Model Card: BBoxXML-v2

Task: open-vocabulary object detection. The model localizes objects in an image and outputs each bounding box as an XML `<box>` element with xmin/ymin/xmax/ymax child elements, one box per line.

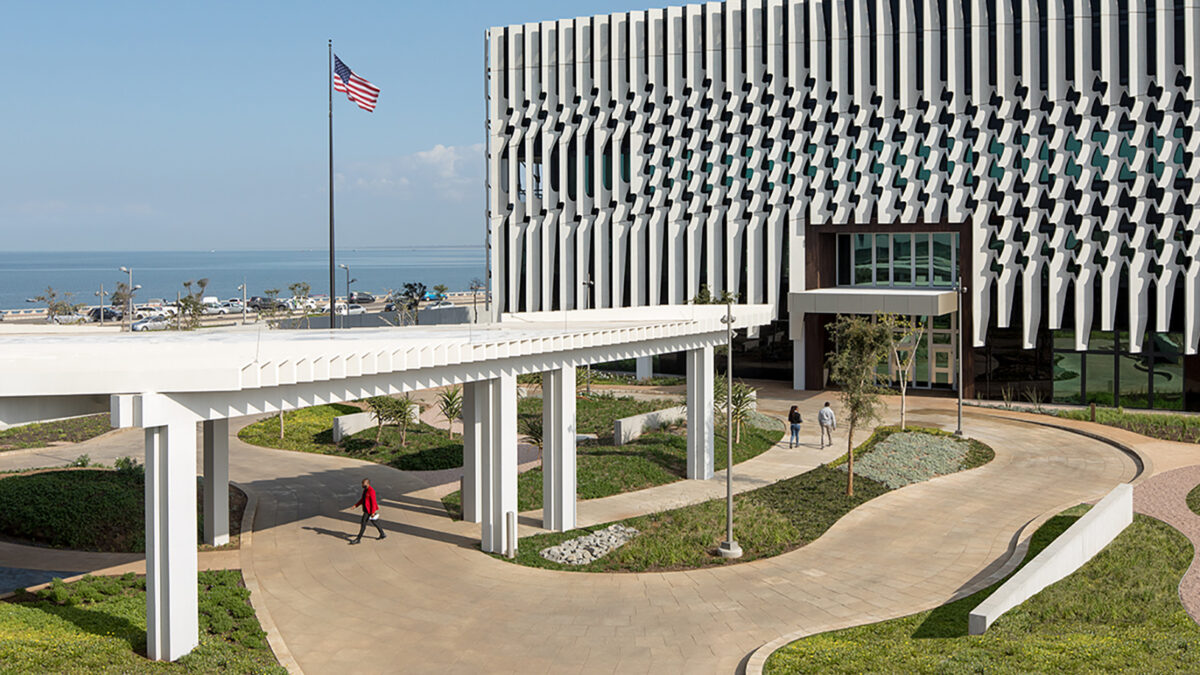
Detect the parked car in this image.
<box><xmin>132</xmin><ymin>314</ymin><xmax>170</xmax><ymax>331</ymax></box>
<box><xmin>49</xmin><ymin>313</ymin><xmax>86</xmax><ymax>325</ymax></box>
<box><xmin>335</xmin><ymin>303</ymin><xmax>366</xmax><ymax>316</ymax></box>
<box><xmin>87</xmin><ymin>307</ymin><xmax>123</xmax><ymax>323</ymax></box>
<box><xmin>248</xmin><ymin>296</ymin><xmax>288</xmax><ymax>311</ymax></box>
<box><xmin>202</xmin><ymin>303</ymin><xmax>229</xmax><ymax>315</ymax></box>
<box><xmin>226</xmin><ymin>298</ymin><xmax>244</xmax><ymax>306</ymax></box>
<box><xmin>349</xmin><ymin>291</ymin><xmax>375</xmax><ymax>304</ymax></box>
<box><xmin>425</xmin><ymin>300</ymin><xmax>454</xmax><ymax>309</ymax></box>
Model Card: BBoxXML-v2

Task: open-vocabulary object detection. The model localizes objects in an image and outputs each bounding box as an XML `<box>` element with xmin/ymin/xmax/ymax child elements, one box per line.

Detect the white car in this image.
<box><xmin>202</xmin><ymin>304</ymin><xmax>228</xmax><ymax>315</ymax></box>
<box><xmin>132</xmin><ymin>314</ymin><xmax>170</xmax><ymax>331</ymax></box>
<box><xmin>335</xmin><ymin>303</ymin><xmax>366</xmax><ymax>316</ymax></box>
<box><xmin>425</xmin><ymin>300</ymin><xmax>455</xmax><ymax>309</ymax></box>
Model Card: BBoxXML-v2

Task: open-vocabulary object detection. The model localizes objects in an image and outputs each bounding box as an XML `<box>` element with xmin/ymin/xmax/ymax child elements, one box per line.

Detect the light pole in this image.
<box><xmin>718</xmin><ymin>300</ymin><xmax>742</xmax><ymax>559</ymax></box>
<box><xmin>237</xmin><ymin>281</ymin><xmax>248</xmax><ymax>325</ymax></box>
<box><xmin>955</xmin><ymin>278</ymin><xmax>966</xmax><ymax>437</ymax></box>
<box><xmin>582</xmin><ymin>276</ymin><xmax>595</xmax><ymax>396</ymax></box>
<box><xmin>119</xmin><ymin>266</ymin><xmax>134</xmax><ymax>331</ymax></box>
<box><xmin>338</xmin><ymin>264</ymin><xmax>356</xmax><ymax>329</ymax></box>
<box><xmin>95</xmin><ymin>284</ymin><xmax>107</xmax><ymax>326</ymax></box>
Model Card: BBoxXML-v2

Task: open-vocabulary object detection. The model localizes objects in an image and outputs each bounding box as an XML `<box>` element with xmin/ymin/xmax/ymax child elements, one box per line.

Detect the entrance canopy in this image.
<box><xmin>788</xmin><ymin>288</ymin><xmax>958</xmax><ymax>319</ymax></box>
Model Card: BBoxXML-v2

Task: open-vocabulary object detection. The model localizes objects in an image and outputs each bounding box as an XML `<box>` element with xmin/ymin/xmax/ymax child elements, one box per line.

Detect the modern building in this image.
<box><xmin>486</xmin><ymin>0</ymin><xmax>1200</xmax><ymax>409</ymax></box>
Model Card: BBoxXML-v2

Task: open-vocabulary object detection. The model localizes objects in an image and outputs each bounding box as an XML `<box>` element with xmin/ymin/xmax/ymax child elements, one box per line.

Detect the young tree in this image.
<box><xmin>729</xmin><ymin>381</ymin><xmax>755</xmax><ymax>443</ymax></box>
<box><xmin>399</xmin><ymin>282</ymin><xmax>427</xmax><ymax>325</ymax></box>
<box><xmin>692</xmin><ymin>284</ymin><xmax>714</xmax><ymax>305</ymax></box>
<box><xmin>437</xmin><ymin>386</ymin><xmax>463</xmax><ymax>438</ymax></box>
<box><xmin>432</xmin><ymin>283</ymin><xmax>450</xmax><ymax>300</ymax></box>
<box><xmin>260</xmin><ymin>288</ymin><xmax>283</xmax><ymax>328</ymax></box>
<box><xmin>392</xmin><ymin>394</ymin><xmax>419</xmax><ymax>447</ymax></box>
<box><xmin>827</xmin><ymin>314</ymin><xmax>891</xmax><ymax>496</ymax></box>
<box><xmin>289</xmin><ymin>282</ymin><xmax>312</xmax><ymax>328</ymax></box>
<box><xmin>111</xmin><ymin>281</ymin><xmax>136</xmax><ymax>330</ymax></box>
<box><xmin>880</xmin><ymin>313</ymin><xmax>925</xmax><ymax>430</ymax></box>
<box><xmin>34</xmin><ymin>287</ymin><xmax>84</xmax><ymax>322</ymax></box>
<box><xmin>365</xmin><ymin>396</ymin><xmax>398</xmax><ymax>447</ymax></box>
<box><xmin>178</xmin><ymin>278</ymin><xmax>210</xmax><ymax>330</ymax></box>
<box><xmin>469</xmin><ymin>277</ymin><xmax>486</xmax><ymax>322</ymax></box>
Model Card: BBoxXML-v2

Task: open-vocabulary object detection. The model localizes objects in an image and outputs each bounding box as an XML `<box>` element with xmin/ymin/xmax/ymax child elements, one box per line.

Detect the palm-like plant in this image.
<box><xmin>437</xmin><ymin>386</ymin><xmax>463</xmax><ymax>438</ymax></box>
<box><xmin>520</xmin><ymin>416</ymin><xmax>544</xmax><ymax>465</ymax></box>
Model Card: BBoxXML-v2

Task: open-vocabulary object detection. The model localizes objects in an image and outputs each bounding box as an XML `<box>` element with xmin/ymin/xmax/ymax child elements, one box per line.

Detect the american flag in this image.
<box><xmin>333</xmin><ymin>55</ymin><xmax>380</xmax><ymax>112</ymax></box>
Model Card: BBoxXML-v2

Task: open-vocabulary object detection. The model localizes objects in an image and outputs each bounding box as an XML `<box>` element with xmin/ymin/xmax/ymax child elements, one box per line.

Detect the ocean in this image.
<box><xmin>0</xmin><ymin>247</ymin><xmax>487</xmax><ymax>310</ymax></box>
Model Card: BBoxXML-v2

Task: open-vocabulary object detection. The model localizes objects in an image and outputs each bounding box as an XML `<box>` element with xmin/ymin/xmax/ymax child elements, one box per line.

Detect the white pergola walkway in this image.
<box><xmin>0</xmin><ymin>305</ymin><xmax>772</xmax><ymax>661</ymax></box>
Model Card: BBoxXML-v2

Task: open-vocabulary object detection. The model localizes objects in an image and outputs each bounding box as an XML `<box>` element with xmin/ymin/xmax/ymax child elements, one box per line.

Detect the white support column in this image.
<box><xmin>479</xmin><ymin>372</ymin><xmax>518</xmax><ymax>554</ymax></box>
<box><xmin>686</xmin><ymin>346</ymin><xmax>715</xmax><ymax>480</ymax></box>
<box><xmin>201</xmin><ymin>418</ymin><xmax>229</xmax><ymax>547</ymax></box>
<box><xmin>140</xmin><ymin>395</ymin><xmax>199</xmax><ymax>662</ymax></box>
<box><xmin>635</xmin><ymin>355</ymin><xmax>653</xmax><ymax>381</ymax></box>
<box><xmin>461</xmin><ymin>381</ymin><xmax>484</xmax><ymax>523</ymax></box>
<box><xmin>793</xmin><ymin>333</ymin><xmax>806</xmax><ymax>390</ymax></box>
<box><xmin>541</xmin><ymin>365</ymin><xmax>577</xmax><ymax>531</ymax></box>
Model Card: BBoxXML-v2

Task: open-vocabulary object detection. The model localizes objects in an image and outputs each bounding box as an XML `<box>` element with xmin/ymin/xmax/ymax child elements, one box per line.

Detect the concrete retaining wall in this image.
<box><xmin>613</xmin><ymin>406</ymin><xmax>688</xmax><ymax>445</ymax></box>
<box><xmin>333</xmin><ymin>406</ymin><xmax>421</xmax><ymax>443</ymax></box>
<box><xmin>968</xmin><ymin>483</ymin><xmax>1133</xmax><ymax>634</ymax></box>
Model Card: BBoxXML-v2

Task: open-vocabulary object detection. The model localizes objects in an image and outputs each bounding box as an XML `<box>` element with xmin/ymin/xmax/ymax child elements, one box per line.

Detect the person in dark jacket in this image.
<box><xmin>788</xmin><ymin>405</ymin><xmax>803</xmax><ymax>448</ymax></box>
<box><xmin>349</xmin><ymin>478</ymin><xmax>386</xmax><ymax>544</ymax></box>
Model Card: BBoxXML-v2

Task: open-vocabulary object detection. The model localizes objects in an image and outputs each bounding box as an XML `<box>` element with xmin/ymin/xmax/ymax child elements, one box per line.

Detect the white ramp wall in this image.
<box><xmin>968</xmin><ymin>484</ymin><xmax>1134</xmax><ymax>635</ymax></box>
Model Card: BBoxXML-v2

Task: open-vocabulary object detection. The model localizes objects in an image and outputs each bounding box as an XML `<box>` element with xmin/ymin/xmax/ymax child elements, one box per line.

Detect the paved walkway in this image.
<box><xmin>1132</xmin><ymin>464</ymin><xmax>1200</xmax><ymax>624</ymax></box>
<box><xmin>1</xmin><ymin>389</ymin><xmax>1193</xmax><ymax>673</ymax></box>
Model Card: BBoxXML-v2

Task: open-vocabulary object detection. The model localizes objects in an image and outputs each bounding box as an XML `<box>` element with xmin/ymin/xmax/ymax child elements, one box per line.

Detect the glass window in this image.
<box><xmin>1084</xmin><ymin>352</ymin><xmax>1117</xmax><ymax>406</ymax></box>
<box><xmin>1152</xmin><ymin>332</ymin><xmax>1184</xmax><ymax>410</ymax></box>
<box><xmin>837</xmin><ymin>234</ymin><xmax>851</xmax><ymax>286</ymax></box>
<box><xmin>854</xmin><ymin>234</ymin><xmax>872</xmax><ymax>285</ymax></box>
<box><xmin>875</xmin><ymin>234</ymin><xmax>891</xmax><ymax>285</ymax></box>
<box><xmin>914</xmin><ymin>234</ymin><xmax>930</xmax><ymax>285</ymax></box>
<box><xmin>893</xmin><ymin>234</ymin><xmax>912</xmax><ymax>285</ymax></box>
<box><xmin>932</xmin><ymin>233</ymin><xmax>954</xmax><ymax>286</ymax></box>
<box><xmin>1053</xmin><ymin>351</ymin><xmax>1083</xmax><ymax>404</ymax></box>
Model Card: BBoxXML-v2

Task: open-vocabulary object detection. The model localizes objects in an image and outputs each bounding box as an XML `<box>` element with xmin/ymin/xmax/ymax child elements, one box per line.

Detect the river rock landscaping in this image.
<box><xmin>539</xmin><ymin>524</ymin><xmax>640</xmax><ymax>565</ymax></box>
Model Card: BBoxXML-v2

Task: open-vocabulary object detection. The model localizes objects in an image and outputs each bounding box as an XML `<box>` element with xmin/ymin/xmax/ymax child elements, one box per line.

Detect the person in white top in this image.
<box><xmin>817</xmin><ymin>402</ymin><xmax>836</xmax><ymax>448</ymax></box>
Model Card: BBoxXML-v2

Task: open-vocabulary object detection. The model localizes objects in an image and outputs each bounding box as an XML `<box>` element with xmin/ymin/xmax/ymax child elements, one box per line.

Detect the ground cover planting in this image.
<box><xmin>238</xmin><ymin>402</ymin><xmax>463</xmax><ymax>471</ymax></box>
<box><xmin>0</xmin><ymin>414</ymin><xmax>113</xmax><ymax>451</ymax></box>
<box><xmin>1188</xmin><ymin>482</ymin><xmax>1200</xmax><ymax>518</ymax></box>
<box><xmin>441</xmin><ymin>395</ymin><xmax>780</xmax><ymax>519</ymax></box>
<box><xmin>764</xmin><ymin>509</ymin><xmax>1199</xmax><ymax>674</ymax></box>
<box><xmin>504</xmin><ymin>426</ymin><xmax>993</xmax><ymax>572</ymax></box>
<box><xmin>1054</xmin><ymin>407</ymin><xmax>1200</xmax><ymax>444</ymax></box>
<box><xmin>0</xmin><ymin>466</ymin><xmax>245</xmax><ymax>553</ymax></box>
<box><xmin>1</xmin><ymin>571</ymin><xmax>284</xmax><ymax>673</ymax></box>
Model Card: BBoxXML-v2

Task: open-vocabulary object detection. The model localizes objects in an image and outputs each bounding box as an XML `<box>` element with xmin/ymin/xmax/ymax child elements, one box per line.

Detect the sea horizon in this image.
<box><xmin>0</xmin><ymin>246</ymin><xmax>487</xmax><ymax>312</ymax></box>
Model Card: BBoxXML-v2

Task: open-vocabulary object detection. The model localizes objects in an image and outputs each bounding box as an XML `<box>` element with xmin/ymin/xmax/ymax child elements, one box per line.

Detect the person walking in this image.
<box><xmin>788</xmin><ymin>405</ymin><xmax>803</xmax><ymax>448</ymax></box>
<box><xmin>818</xmin><ymin>401</ymin><xmax>837</xmax><ymax>448</ymax></box>
<box><xmin>349</xmin><ymin>478</ymin><xmax>386</xmax><ymax>544</ymax></box>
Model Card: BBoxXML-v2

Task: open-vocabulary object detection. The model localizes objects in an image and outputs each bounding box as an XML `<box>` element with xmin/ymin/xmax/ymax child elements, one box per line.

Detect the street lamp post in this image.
<box><xmin>718</xmin><ymin>301</ymin><xmax>742</xmax><ymax>559</ymax></box>
<box><xmin>338</xmin><ymin>264</ymin><xmax>355</xmax><ymax>329</ymax></box>
<box><xmin>955</xmin><ymin>278</ymin><xmax>966</xmax><ymax>437</ymax></box>
<box><xmin>581</xmin><ymin>276</ymin><xmax>595</xmax><ymax>396</ymax></box>
<box><xmin>95</xmin><ymin>284</ymin><xmax>107</xmax><ymax>326</ymax></box>
<box><xmin>237</xmin><ymin>281</ymin><xmax>248</xmax><ymax>325</ymax></box>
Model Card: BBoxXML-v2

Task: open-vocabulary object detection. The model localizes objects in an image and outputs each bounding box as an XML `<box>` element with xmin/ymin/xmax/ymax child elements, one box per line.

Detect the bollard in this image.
<box><xmin>506</xmin><ymin>511</ymin><xmax>516</xmax><ymax>559</ymax></box>
<box><xmin>1089</xmin><ymin>402</ymin><xmax>1096</xmax><ymax>423</ymax></box>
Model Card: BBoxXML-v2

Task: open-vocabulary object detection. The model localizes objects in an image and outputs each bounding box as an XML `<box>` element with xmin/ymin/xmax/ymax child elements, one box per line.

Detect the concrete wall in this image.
<box><xmin>613</xmin><ymin>406</ymin><xmax>688</xmax><ymax>446</ymax></box>
<box><xmin>968</xmin><ymin>484</ymin><xmax>1134</xmax><ymax>635</ymax></box>
<box><xmin>332</xmin><ymin>406</ymin><xmax>421</xmax><ymax>444</ymax></box>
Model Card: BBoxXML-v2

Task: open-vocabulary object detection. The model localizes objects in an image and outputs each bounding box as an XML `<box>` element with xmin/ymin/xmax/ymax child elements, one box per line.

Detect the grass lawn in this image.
<box><xmin>1</xmin><ymin>571</ymin><xmax>284</xmax><ymax>673</ymax></box>
<box><xmin>765</xmin><ymin>509</ymin><xmax>1200</xmax><ymax>674</ymax></box>
<box><xmin>0</xmin><ymin>414</ymin><xmax>113</xmax><ymax>451</ymax></box>
<box><xmin>517</xmin><ymin>394</ymin><xmax>679</xmax><ymax>436</ymax></box>
<box><xmin>1189</xmin><ymin>482</ymin><xmax>1200</xmax><ymax>518</ymax></box>
<box><xmin>0</xmin><ymin>469</ymin><xmax>245</xmax><ymax>553</ymax></box>
<box><xmin>1055</xmin><ymin>406</ymin><xmax>1200</xmax><ymax>444</ymax></box>
<box><xmin>504</xmin><ymin>426</ymin><xmax>993</xmax><ymax>572</ymax></box>
<box><xmin>237</xmin><ymin>403</ymin><xmax>463</xmax><ymax>471</ymax></box>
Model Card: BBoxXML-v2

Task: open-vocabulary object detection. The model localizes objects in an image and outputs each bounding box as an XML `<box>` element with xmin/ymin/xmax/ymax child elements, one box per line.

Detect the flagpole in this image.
<box><xmin>328</xmin><ymin>39</ymin><xmax>337</xmax><ymax>331</ymax></box>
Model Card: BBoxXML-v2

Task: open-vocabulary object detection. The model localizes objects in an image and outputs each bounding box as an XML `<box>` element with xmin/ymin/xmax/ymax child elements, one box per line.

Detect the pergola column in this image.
<box><xmin>541</xmin><ymin>365</ymin><xmax>577</xmax><ymax>531</ymax></box>
<box><xmin>461</xmin><ymin>380</ymin><xmax>485</xmax><ymax>523</ymax></box>
<box><xmin>201</xmin><ymin>418</ymin><xmax>229</xmax><ymax>547</ymax></box>
<box><xmin>635</xmin><ymin>355</ymin><xmax>653</xmax><ymax>381</ymax></box>
<box><xmin>479</xmin><ymin>372</ymin><xmax>518</xmax><ymax>553</ymax></box>
<box><xmin>138</xmin><ymin>394</ymin><xmax>200</xmax><ymax>662</ymax></box>
<box><xmin>686</xmin><ymin>345</ymin><xmax>715</xmax><ymax>479</ymax></box>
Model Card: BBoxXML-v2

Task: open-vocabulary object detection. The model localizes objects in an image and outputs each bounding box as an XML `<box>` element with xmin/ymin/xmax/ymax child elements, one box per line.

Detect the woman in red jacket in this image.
<box><xmin>350</xmin><ymin>478</ymin><xmax>386</xmax><ymax>544</ymax></box>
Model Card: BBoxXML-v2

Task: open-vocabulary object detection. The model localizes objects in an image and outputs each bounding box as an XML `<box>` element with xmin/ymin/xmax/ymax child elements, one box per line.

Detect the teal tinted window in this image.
<box><xmin>914</xmin><ymin>234</ymin><xmax>930</xmax><ymax>285</ymax></box>
<box><xmin>932</xmin><ymin>233</ymin><xmax>954</xmax><ymax>286</ymax></box>
<box><xmin>875</xmin><ymin>234</ymin><xmax>890</xmax><ymax>285</ymax></box>
<box><xmin>893</xmin><ymin>234</ymin><xmax>912</xmax><ymax>285</ymax></box>
<box><xmin>854</xmin><ymin>234</ymin><xmax>873</xmax><ymax>285</ymax></box>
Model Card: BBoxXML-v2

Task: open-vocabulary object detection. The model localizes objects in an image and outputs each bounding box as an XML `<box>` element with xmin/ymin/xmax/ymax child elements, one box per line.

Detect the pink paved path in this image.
<box><xmin>1133</xmin><ymin>464</ymin><xmax>1200</xmax><ymax>624</ymax></box>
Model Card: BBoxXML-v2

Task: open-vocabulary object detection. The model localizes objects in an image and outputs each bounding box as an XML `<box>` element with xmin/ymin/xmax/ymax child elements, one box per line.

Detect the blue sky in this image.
<box><xmin>2</xmin><ymin>1</ymin><xmax>644</xmax><ymax>251</ymax></box>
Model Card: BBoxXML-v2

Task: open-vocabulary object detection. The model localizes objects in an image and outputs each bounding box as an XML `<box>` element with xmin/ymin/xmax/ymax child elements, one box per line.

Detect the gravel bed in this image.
<box><xmin>539</xmin><ymin>524</ymin><xmax>640</xmax><ymax>565</ymax></box>
<box><xmin>847</xmin><ymin>431</ymin><xmax>972</xmax><ymax>489</ymax></box>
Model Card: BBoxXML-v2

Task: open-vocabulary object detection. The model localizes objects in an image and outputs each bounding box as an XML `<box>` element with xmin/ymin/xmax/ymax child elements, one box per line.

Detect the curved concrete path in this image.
<box><xmin>236</xmin><ymin>407</ymin><xmax>1135</xmax><ymax>673</ymax></box>
<box><xmin>0</xmin><ymin>393</ymin><xmax>1162</xmax><ymax>673</ymax></box>
<box><xmin>1132</xmin><ymin>465</ymin><xmax>1200</xmax><ymax>624</ymax></box>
